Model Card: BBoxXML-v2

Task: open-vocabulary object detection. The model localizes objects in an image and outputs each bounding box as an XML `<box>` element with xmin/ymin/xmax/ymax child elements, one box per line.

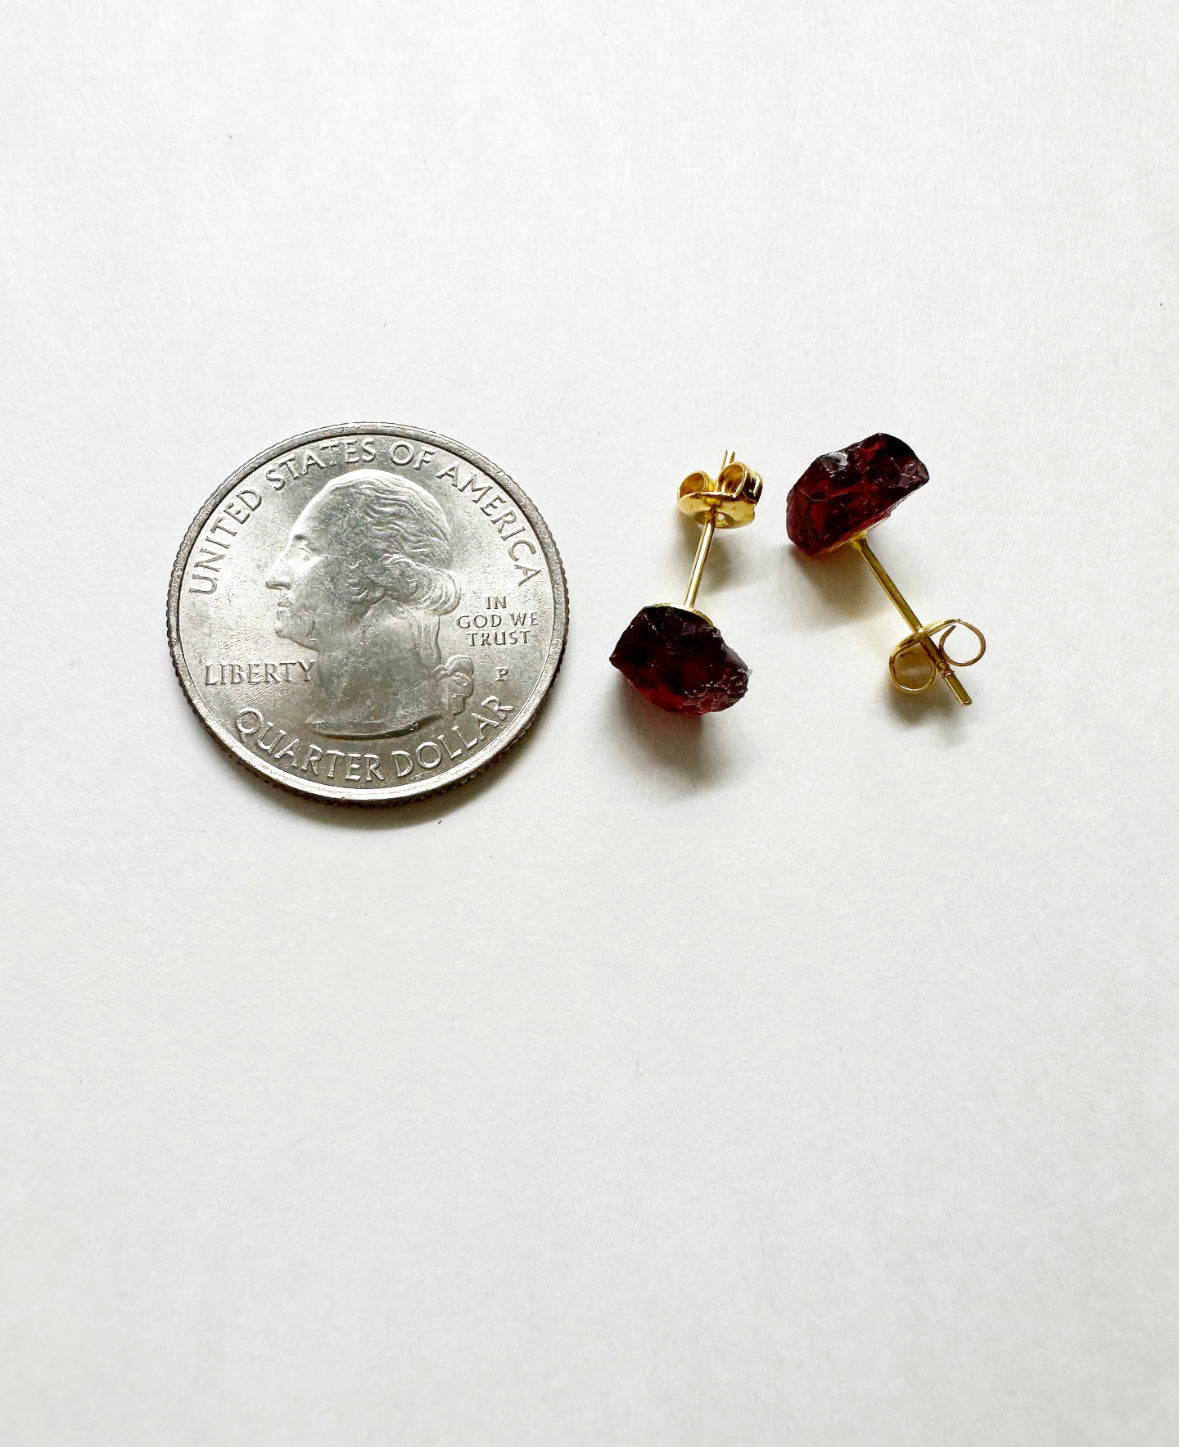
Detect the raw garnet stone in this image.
<box><xmin>610</xmin><ymin>604</ymin><xmax>749</xmax><ymax>714</ymax></box>
<box><xmin>787</xmin><ymin>433</ymin><xmax>929</xmax><ymax>556</ymax></box>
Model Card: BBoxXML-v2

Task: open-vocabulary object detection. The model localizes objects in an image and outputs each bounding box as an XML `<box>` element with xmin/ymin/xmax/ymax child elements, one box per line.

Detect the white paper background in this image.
<box><xmin>2</xmin><ymin>2</ymin><xmax>1176</xmax><ymax>1444</ymax></box>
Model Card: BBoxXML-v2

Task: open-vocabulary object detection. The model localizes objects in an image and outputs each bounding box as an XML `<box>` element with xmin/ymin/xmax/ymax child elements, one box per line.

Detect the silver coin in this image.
<box><xmin>168</xmin><ymin>424</ymin><xmax>568</xmax><ymax>804</ymax></box>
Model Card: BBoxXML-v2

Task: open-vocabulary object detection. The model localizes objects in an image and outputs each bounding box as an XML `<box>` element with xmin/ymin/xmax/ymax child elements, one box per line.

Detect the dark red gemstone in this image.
<box><xmin>610</xmin><ymin>604</ymin><xmax>749</xmax><ymax>714</ymax></box>
<box><xmin>786</xmin><ymin>433</ymin><xmax>929</xmax><ymax>556</ymax></box>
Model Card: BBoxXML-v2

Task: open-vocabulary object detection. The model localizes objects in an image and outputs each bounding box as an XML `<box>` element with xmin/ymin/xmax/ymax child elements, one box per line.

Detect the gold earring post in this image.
<box><xmin>676</xmin><ymin>451</ymin><xmax>761</xmax><ymax>613</ymax></box>
<box><xmin>681</xmin><ymin>451</ymin><xmax>731</xmax><ymax>609</ymax></box>
<box><xmin>850</xmin><ymin>535</ymin><xmax>984</xmax><ymax>705</ymax></box>
<box><xmin>683</xmin><ymin>513</ymin><xmax>717</xmax><ymax>609</ymax></box>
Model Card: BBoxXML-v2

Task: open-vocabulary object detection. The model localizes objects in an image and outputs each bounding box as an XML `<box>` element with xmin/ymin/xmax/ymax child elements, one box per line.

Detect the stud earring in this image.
<box><xmin>611</xmin><ymin>453</ymin><xmax>763</xmax><ymax>713</ymax></box>
<box><xmin>787</xmin><ymin>434</ymin><xmax>985</xmax><ymax>704</ymax></box>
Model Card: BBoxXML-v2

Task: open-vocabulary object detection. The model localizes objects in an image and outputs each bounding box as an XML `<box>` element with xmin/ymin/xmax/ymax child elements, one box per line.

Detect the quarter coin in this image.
<box><xmin>168</xmin><ymin>424</ymin><xmax>568</xmax><ymax>803</ymax></box>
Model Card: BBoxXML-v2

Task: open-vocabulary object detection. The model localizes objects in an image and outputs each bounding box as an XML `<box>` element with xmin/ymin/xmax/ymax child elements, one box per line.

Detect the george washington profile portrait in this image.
<box><xmin>265</xmin><ymin>469</ymin><xmax>473</xmax><ymax>738</ymax></box>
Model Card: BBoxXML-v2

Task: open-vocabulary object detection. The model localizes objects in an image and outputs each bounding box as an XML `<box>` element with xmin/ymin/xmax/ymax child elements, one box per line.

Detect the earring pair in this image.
<box><xmin>610</xmin><ymin>433</ymin><xmax>986</xmax><ymax>712</ymax></box>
